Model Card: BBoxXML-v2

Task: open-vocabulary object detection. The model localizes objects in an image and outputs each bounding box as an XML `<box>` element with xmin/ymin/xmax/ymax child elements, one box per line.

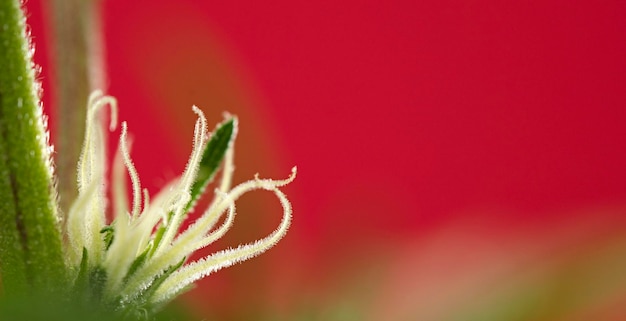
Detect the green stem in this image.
<box><xmin>0</xmin><ymin>0</ymin><xmax>65</xmax><ymax>293</ymax></box>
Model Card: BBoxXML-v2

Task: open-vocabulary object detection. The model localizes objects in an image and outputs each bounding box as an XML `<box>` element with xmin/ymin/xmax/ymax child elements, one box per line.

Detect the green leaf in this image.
<box><xmin>74</xmin><ymin>248</ymin><xmax>90</xmax><ymax>291</ymax></box>
<box><xmin>89</xmin><ymin>266</ymin><xmax>108</xmax><ymax>303</ymax></box>
<box><xmin>121</xmin><ymin>256</ymin><xmax>187</xmax><ymax>315</ymax></box>
<box><xmin>0</xmin><ymin>0</ymin><xmax>66</xmax><ymax>294</ymax></box>
<box><xmin>185</xmin><ymin>117</ymin><xmax>236</xmax><ymax>213</ymax></box>
<box><xmin>122</xmin><ymin>247</ymin><xmax>150</xmax><ymax>284</ymax></box>
<box><xmin>70</xmin><ymin>250</ymin><xmax>111</xmax><ymax>308</ymax></box>
<box><xmin>141</xmin><ymin>256</ymin><xmax>186</xmax><ymax>303</ymax></box>
<box><xmin>148</xmin><ymin>225</ymin><xmax>166</xmax><ymax>258</ymax></box>
<box><xmin>100</xmin><ymin>225</ymin><xmax>115</xmax><ymax>251</ymax></box>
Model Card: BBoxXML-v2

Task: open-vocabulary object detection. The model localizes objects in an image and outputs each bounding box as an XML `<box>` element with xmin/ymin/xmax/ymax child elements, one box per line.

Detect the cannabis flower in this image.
<box><xmin>65</xmin><ymin>90</ymin><xmax>295</xmax><ymax>312</ymax></box>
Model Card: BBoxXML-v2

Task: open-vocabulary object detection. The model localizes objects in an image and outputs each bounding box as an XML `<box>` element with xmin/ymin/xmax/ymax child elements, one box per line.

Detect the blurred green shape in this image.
<box><xmin>0</xmin><ymin>294</ymin><xmax>196</xmax><ymax>321</ymax></box>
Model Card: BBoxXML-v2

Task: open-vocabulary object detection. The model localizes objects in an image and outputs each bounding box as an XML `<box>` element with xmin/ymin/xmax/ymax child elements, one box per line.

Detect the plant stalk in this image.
<box><xmin>48</xmin><ymin>0</ymin><xmax>105</xmax><ymax>213</ymax></box>
<box><xmin>0</xmin><ymin>0</ymin><xmax>66</xmax><ymax>293</ymax></box>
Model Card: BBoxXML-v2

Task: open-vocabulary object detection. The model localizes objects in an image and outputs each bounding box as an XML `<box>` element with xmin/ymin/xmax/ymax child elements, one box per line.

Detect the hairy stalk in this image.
<box><xmin>0</xmin><ymin>0</ymin><xmax>65</xmax><ymax>293</ymax></box>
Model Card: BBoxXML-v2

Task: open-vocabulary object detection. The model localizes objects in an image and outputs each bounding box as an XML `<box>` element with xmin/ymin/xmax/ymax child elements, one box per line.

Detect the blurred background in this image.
<box><xmin>26</xmin><ymin>1</ymin><xmax>626</xmax><ymax>320</ymax></box>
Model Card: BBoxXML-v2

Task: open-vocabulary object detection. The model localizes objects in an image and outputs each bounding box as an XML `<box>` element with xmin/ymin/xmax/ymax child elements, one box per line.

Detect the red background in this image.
<box><xmin>25</xmin><ymin>1</ymin><xmax>626</xmax><ymax>320</ymax></box>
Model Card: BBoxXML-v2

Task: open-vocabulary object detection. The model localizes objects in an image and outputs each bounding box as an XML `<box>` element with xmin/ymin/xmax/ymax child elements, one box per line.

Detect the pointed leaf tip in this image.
<box><xmin>186</xmin><ymin>117</ymin><xmax>236</xmax><ymax>212</ymax></box>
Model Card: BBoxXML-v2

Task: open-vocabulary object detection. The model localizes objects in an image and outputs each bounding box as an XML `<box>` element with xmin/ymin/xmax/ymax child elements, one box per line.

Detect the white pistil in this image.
<box><xmin>119</xmin><ymin>122</ymin><xmax>142</xmax><ymax>220</ymax></box>
<box><xmin>68</xmin><ymin>90</ymin><xmax>117</xmax><ymax>268</ymax></box>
